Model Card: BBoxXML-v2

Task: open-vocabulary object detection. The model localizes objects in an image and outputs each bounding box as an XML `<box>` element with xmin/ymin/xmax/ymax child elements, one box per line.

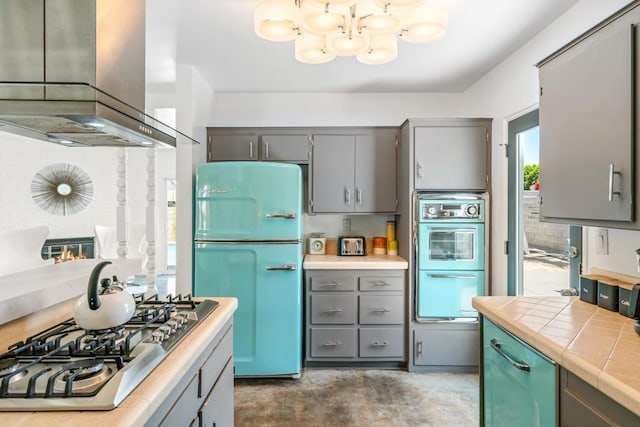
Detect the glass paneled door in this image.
<box><xmin>507</xmin><ymin>109</ymin><xmax>582</xmax><ymax>296</ymax></box>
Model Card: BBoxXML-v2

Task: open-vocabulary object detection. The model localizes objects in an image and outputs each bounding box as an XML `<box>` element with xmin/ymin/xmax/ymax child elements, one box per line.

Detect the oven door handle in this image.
<box><xmin>429</xmin><ymin>227</ymin><xmax>477</xmax><ymax>232</ymax></box>
<box><xmin>427</xmin><ymin>274</ymin><xmax>477</xmax><ymax>280</ymax></box>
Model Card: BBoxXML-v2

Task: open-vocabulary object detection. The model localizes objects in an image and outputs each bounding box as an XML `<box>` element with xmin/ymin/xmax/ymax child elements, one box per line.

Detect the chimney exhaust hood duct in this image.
<box><xmin>0</xmin><ymin>0</ymin><xmax>193</xmax><ymax>148</ymax></box>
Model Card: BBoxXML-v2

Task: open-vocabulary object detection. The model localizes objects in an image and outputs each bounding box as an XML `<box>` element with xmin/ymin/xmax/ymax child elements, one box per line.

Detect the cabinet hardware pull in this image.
<box><xmin>200</xmin><ymin>189</ymin><xmax>228</xmax><ymax>194</ymax></box>
<box><xmin>417</xmin><ymin>162</ymin><xmax>423</xmax><ymax>179</ymax></box>
<box><xmin>608</xmin><ymin>163</ymin><xmax>621</xmax><ymax>202</ymax></box>
<box><xmin>265</xmin><ymin>142</ymin><xmax>270</xmax><ymax>159</ymax></box>
<box><xmin>370</xmin><ymin>281</ymin><xmax>390</xmax><ymax>286</ymax></box>
<box><xmin>323</xmin><ymin>308</ymin><xmax>343</xmax><ymax>313</ymax></box>
<box><xmin>265</xmin><ymin>264</ymin><xmax>297</xmax><ymax>271</ymax></box>
<box><xmin>322</xmin><ymin>282</ymin><xmax>342</xmax><ymax>287</ymax></box>
<box><xmin>372</xmin><ymin>308</ymin><xmax>391</xmax><ymax>313</ymax></box>
<box><xmin>356</xmin><ymin>187</ymin><xmax>362</xmax><ymax>204</ymax></box>
<box><xmin>428</xmin><ymin>274</ymin><xmax>476</xmax><ymax>280</ymax></box>
<box><xmin>344</xmin><ymin>187</ymin><xmax>351</xmax><ymax>204</ymax></box>
<box><xmin>490</xmin><ymin>338</ymin><xmax>530</xmax><ymax>371</ymax></box>
<box><xmin>416</xmin><ymin>340</ymin><xmax>423</xmax><ymax>357</ymax></box>
<box><xmin>266</xmin><ymin>212</ymin><xmax>297</xmax><ymax>219</ymax></box>
<box><xmin>323</xmin><ymin>341</ymin><xmax>342</xmax><ymax>347</ymax></box>
<box><xmin>249</xmin><ymin>141</ymin><xmax>254</xmax><ymax>159</ymax></box>
<box><xmin>372</xmin><ymin>342</ymin><xmax>389</xmax><ymax>347</ymax></box>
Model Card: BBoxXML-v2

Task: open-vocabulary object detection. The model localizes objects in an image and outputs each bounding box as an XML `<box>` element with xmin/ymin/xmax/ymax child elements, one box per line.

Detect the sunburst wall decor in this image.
<box><xmin>31</xmin><ymin>163</ymin><xmax>94</xmax><ymax>216</ymax></box>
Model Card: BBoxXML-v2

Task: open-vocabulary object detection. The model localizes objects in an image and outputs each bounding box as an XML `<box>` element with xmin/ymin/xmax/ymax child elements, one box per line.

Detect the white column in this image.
<box><xmin>116</xmin><ymin>148</ymin><xmax>128</xmax><ymax>259</ymax></box>
<box><xmin>146</xmin><ymin>148</ymin><xmax>157</xmax><ymax>291</ymax></box>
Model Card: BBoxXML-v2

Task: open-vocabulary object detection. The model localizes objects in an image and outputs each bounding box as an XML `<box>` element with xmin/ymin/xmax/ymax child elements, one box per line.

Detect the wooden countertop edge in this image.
<box><xmin>0</xmin><ymin>297</ymin><xmax>238</xmax><ymax>427</ymax></box>
<box><xmin>472</xmin><ymin>296</ymin><xmax>640</xmax><ymax>418</ymax></box>
<box><xmin>303</xmin><ymin>254</ymin><xmax>408</xmax><ymax>270</ymax></box>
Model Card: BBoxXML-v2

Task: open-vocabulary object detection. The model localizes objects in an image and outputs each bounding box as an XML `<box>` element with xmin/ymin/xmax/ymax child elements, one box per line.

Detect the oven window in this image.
<box><xmin>429</xmin><ymin>229</ymin><xmax>475</xmax><ymax>261</ymax></box>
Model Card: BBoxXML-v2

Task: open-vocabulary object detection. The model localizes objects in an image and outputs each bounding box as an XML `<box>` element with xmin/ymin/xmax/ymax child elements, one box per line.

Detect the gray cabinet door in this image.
<box><xmin>354</xmin><ymin>132</ymin><xmax>397</xmax><ymax>212</ymax></box>
<box><xmin>311</xmin><ymin>134</ymin><xmax>356</xmax><ymax>212</ymax></box>
<box><xmin>261</xmin><ymin>134</ymin><xmax>309</xmax><ymax>163</ymax></box>
<box><xmin>538</xmin><ymin>23</ymin><xmax>634</xmax><ymax>222</ymax></box>
<box><xmin>414</xmin><ymin>126</ymin><xmax>488</xmax><ymax>190</ymax></box>
<box><xmin>208</xmin><ymin>133</ymin><xmax>258</xmax><ymax>161</ymax></box>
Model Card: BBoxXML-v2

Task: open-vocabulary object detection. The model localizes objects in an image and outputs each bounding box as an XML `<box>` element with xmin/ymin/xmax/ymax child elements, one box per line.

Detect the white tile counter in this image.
<box><xmin>303</xmin><ymin>254</ymin><xmax>408</xmax><ymax>270</ymax></box>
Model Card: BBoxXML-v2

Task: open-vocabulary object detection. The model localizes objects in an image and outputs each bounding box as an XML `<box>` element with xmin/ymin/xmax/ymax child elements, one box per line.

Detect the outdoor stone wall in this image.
<box><xmin>523</xmin><ymin>190</ymin><xmax>569</xmax><ymax>254</ymax></box>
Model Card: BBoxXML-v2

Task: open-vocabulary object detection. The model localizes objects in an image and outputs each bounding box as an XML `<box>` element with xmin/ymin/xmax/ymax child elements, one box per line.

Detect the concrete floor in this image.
<box><xmin>234</xmin><ymin>369</ymin><xmax>479</xmax><ymax>427</ymax></box>
<box><xmin>523</xmin><ymin>248</ymin><xmax>569</xmax><ymax>296</ymax></box>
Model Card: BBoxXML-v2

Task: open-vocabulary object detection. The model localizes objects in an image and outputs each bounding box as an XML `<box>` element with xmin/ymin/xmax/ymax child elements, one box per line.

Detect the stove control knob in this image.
<box><xmin>465</xmin><ymin>205</ymin><xmax>478</xmax><ymax>217</ymax></box>
<box><xmin>174</xmin><ymin>314</ymin><xmax>187</xmax><ymax>326</ymax></box>
<box><xmin>426</xmin><ymin>205</ymin><xmax>437</xmax><ymax>216</ymax></box>
<box><xmin>166</xmin><ymin>319</ymin><xmax>179</xmax><ymax>331</ymax></box>
<box><xmin>152</xmin><ymin>330</ymin><xmax>165</xmax><ymax>343</ymax></box>
<box><xmin>159</xmin><ymin>325</ymin><xmax>173</xmax><ymax>338</ymax></box>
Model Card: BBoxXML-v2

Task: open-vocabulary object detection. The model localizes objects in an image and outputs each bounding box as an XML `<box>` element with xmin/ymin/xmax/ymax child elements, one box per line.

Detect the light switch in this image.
<box><xmin>596</xmin><ymin>228</ymin><xmax>608</xmax><ymax>255</ymax></box>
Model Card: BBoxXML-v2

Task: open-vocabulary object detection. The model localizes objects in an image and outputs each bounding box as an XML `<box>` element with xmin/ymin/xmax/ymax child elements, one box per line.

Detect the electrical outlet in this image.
<box><xmin>342</xmin><ymin>218</ymin><xmax>351</xmax><ymax>234</ymax></box>
<box><xmin>596</xmin><ymin>228</ymin><xmax>609</xmax><ymax>255</ymax></box>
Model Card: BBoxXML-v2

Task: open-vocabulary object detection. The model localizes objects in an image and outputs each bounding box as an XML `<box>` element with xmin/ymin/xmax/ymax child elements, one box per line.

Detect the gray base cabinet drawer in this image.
<box><xmin>305</xmin><ymin>269</ymin><xmax>406</xmax><ymax>364</ymax></box>
<box><xmin>310</xmin><ymin>275</ymin><xmax>355</xmax><ymax>291</ymax></box>
<box><xmin>359</xmin><ymin>276</ymin><xmax>403</xmax><ymax>291</ymax></box>
<box><xmin>359</xmin><ymin>328</ymin><xmax>404</xmax><ymax>358</ymax></box>
<box><xmin>359</xmin><ymin>295</ymin><xmax>403</xmax><ymax>324</ymax></box>
<box><xmin>311</xmin><ymin>294</ymin><xmax>355</xmax><ymax>324</ymax></box>
<box><xmin>310</xmin><ymin>328</ymin><xmax>356</xmax><ymax>357</ymax></box>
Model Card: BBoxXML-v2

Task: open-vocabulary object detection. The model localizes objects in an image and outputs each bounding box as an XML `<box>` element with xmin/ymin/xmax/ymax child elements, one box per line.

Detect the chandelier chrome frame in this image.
<box><xmin>254</xmin><ymin>0</ymin><xmax>448</xmax><ymax>64</ymax></box>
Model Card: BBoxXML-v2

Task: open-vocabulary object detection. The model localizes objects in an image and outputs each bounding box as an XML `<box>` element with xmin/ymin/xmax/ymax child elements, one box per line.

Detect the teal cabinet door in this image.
<box><xmin>482</xmin><ymin>318</ymin><xmax>558</xmax><ymax>427</ymax></box>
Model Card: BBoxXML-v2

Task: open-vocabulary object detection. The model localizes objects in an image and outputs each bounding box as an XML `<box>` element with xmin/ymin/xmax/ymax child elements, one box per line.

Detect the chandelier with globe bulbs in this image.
<box><xmin>254</xmin><ymin>0</ymin><xmax>448</xmax><ymax>65</ymax></box>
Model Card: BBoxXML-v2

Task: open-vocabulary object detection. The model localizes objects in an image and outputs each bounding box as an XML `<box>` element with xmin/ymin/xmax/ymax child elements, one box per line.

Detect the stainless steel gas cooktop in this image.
<box><xmin>0</xmin><ymin>294</ymin><xmax>218</xmax><ymax>411</ymax></box>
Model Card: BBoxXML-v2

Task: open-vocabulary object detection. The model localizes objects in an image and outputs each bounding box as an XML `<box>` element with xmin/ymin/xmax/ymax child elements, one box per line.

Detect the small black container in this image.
<box><xmin>579</xmin><ymin>275</ymin><xmax>601</xmax><ymax>305</ymax></box>
<box><xmin>597</xmin><ymin>277</ymin><xmax>619</xmax><ymax>312</ymax></box>
<box><xmin>618</xmin><ymin>281</ymin><xmax>634</xmax><ymax>317</ymax></box>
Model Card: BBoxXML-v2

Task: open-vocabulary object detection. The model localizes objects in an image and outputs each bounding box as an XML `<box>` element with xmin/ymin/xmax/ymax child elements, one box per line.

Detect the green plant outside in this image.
<box><xmin>523</xmin><ymin>164</ymin><xmax>539</xmax><ymax>190</ymax></box>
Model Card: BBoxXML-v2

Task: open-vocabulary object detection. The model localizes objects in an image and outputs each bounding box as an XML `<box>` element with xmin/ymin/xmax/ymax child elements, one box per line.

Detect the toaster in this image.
<box><xmin>338</xmin><ymin>236</ymin><xmax>366</xmax><ymax>256</ymax></box>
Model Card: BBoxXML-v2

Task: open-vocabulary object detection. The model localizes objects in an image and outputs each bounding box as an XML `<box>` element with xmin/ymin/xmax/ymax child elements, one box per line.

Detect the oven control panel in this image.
<box><xmin>419</xmin><ymin>200</ymin><xmax>483</xmax><ymax>220</ymax></box>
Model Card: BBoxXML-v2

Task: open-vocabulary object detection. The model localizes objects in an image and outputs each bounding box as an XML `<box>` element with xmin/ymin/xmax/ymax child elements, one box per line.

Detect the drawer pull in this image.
<box><xmin>322</xmin><ymin>282</ymin><xmax>343</xmax><ymax>287</ymax></box>
<box><xmin>266</xmin><ymin>212</ymin><xmax>297</xmax><ymax>219</ymax></box>
<box><xmin>371</xmin><ymin>308</ymin><xmax>391</xmax><ymax>313</ymax></box>
<box><xmin>369</xmin><ymin>280</ymin><xmax>391</xmax><ymax>286</ymax></box>
<box><xmin>490</xmin><ymin>338</ymin><xmax>530</xmax><ymax>372</ymax></box>
<box><xmin>323</xmin><ymin>341</ymin><xmax>342</xmax><ymax>347</ymax></box>
<box><xmin>372</xmin><ymin>342</ymin><xmax>389</xmax><ymax>347</ymax></box>
<box><xmin>323</xmin><ymin>308</ymin><xmax>343</xmax><ymax>313</ymax></box>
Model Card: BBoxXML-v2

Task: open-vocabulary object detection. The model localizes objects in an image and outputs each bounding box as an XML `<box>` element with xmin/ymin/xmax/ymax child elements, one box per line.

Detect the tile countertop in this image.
<box><xmin>303</xmin><ymin>254</ymin><xmax>408</xmax><ymax>270</ymax></box>
<box><xmin>0</xmin><ymin>297</ymin><xmax>238</xmax><ymax>427</ymax></box>
<box><xmin>472</xmin><ymin>295</ymin><xmax>640</xmax><ymax>417</ymax></box>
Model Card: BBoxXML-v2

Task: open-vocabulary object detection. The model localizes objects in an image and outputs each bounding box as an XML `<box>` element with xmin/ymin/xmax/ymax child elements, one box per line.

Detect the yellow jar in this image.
<box><xmin>386</xmin><ymin>221</ymin><xmax>396</xmax><ymax>242</ymax></box>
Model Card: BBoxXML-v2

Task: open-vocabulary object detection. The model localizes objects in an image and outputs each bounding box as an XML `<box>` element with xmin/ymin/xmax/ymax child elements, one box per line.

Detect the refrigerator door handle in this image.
<box><xmin>266</xmin><ymin>212</ymin><xmax>297</xmax><ymax>219</ymax></box>
<box><xmin>200</xmin><ymin>189</ymin><xmax>228</xmax><ymax>195</ymax></box>
<box><xmin>265</xmin><ymin>264</ymin><xmax>297</xmax><ymax>271</ymax></box>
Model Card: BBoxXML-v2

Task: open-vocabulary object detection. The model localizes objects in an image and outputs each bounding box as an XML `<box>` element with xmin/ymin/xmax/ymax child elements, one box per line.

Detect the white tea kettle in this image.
<box><xmin>73</xmin><ymin>260</ymin><xmax>136</xmax><ymax>330</ymax></box>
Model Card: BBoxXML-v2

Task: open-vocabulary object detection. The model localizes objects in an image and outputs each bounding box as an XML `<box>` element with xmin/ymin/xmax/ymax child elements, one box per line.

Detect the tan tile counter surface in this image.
<box><xmin>472</xmin><ymin>295</ymin><xmax>640</xmax><ymax>417</ymax></box>
<box><xmin>0</xmin><ymin>296</ymin><xmax>238</xmax><ymax>427</ymax></box>
<box><xmin>303</xmin><ymin>254</ymin><xmax>408</xmax><ymax>270</ymax></box>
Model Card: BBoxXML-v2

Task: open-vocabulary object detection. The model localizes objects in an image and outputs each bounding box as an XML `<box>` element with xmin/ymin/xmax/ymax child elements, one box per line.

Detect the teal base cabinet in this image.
<box><xmin>481</xmin><ymin>317</ymin><xmax>558</xmax><ymax>427</ymax></box>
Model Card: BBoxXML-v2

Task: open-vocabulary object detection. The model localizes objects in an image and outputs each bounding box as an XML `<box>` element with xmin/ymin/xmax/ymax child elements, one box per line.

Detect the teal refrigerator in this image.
<box><xmin>193</xmin><ymin>162</ymin><xmax>302</xmax><ymax>377</ymax></box>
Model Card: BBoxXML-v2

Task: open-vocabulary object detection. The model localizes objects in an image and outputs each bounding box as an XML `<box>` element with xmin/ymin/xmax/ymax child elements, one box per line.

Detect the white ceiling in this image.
<box><xmin>147</xmin><ymin>0</ymin><xmax>582</xmax><ymax>94</ymax></box>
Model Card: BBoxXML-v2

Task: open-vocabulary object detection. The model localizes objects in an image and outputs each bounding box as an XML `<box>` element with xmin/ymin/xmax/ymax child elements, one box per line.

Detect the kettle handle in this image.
<box><xmin>88</xmin><ymin>261</ymin><xmax>113</xmax><ymax>311</ymax></box>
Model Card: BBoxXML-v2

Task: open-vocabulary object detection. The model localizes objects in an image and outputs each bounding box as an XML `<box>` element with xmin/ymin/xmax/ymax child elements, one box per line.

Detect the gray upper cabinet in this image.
<box><xmin>414</xmin><ymin>125</ymin><xmax>489</xmax><ymax>190</ymax></box>
<box><xmin>538</xmin><ymin>18</ymin><xmax>635</xmax><ymax>223</ymax></box>
<box><xmin>261</xmin><ymin>134</ymin><xmax>309</xmax><ymax>162</ymax></box>
<box><xmin>311</xmin><ymin>129</ymin><xmax>397</xmax><ymax>213</ymax></box>
<box><xmin>208</xmin><ymin>133</ymin><xmax>258</xmax><ymax>161</ymax></box>
<box><xmin>207</xmin><ymin>129</ymin><xmax>310</xmax><ymax>163</ymax></box>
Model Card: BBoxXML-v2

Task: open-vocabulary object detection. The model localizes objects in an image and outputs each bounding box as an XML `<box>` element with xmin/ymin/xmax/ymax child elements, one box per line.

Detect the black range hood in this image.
<box><xmin>0</xmin><ymin>0</ymin><xmax>194</xmax><ymax>148</ymax></box>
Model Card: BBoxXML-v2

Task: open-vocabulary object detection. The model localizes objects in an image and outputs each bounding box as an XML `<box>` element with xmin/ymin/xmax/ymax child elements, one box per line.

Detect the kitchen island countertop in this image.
<box><xmin>0</xmin><ymin>296</ymin><xmax>237</xmax><ymax>427</ymax></box>
<box><xmin>473</xmin><ymin>295</ymin><xmax>640</xmax><ymax>417</ymax></box>
<box><xmin>303</xmin><ymin>254</ymin><xmax>408</xmax><ymax>270</ymax></box>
